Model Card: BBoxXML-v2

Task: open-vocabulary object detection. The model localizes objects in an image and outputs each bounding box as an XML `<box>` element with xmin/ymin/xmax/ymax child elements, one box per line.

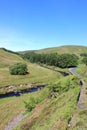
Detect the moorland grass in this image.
<box><xmin>0</xmin><ymin>88</ymin><xmax>48</xmax><ymax>130</ymax></box>
<box><xmin>0</xmin><ymin>63</ymin><xmax>61</xmax><ymax>94</ymax></box>
<box><xmin>0</xmin><ymin>48</ymin><xmax>24</xmax><ymax>67</ymax></box>
<box><xmin>35</xmin><ymin>46</ymin><xmax>87</xmax><ymax>56</ymax></box>
<box><xmin>0</xmin><ymin>47</ymin><xmax>86</xmax><ymax>130</ymax></box>
<box><xmin>15</xmin><ymin>77</ymin><xmax>80</xmax><ymax>130</ymax></box>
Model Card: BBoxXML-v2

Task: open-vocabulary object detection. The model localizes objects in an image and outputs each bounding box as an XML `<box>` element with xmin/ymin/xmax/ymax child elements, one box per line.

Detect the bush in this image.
<box><xmin>48</xmin><ymin>82</ymin><xmax>63</xmax><ymax>98</ymax></box>
<box><xmin>24</xmin><ymin>97</ymin><xmax>36</xmax><ymax>112</ymax></box>
<box><xmin>48</xmin><ymin>78</ymin><xmax>72</xmax><ymax>98</ymax></box>
<box><xmin>24</xmin><ymin>88</ymin><xmax>49</xmax><ymax>112</ymax></box>
<box><xmin>9</xmin><ymin>62</ymin><xmax>28</xmax><ymax>75</ymax></box>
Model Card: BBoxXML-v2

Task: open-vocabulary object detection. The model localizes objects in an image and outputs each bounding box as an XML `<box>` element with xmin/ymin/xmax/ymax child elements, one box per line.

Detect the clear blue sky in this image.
<box><xmin>0</xmin><ymin>0</ymin><xmax>87</xmax><ymax>51</ymax></box>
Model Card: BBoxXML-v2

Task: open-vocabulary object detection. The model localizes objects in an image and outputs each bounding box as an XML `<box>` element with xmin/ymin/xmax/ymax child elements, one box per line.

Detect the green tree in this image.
<box><xmin>9</xmin><ymin>62</ymin><xmax>28</xmax><ymax>75</ymax></box>
<box><xmin>24</xmin><ymin>97</ymin><xmax>36</xmax><ymax>112</ymax></box>
<box><xmin>23</xmin><ymin>52</ymin><xmax>78</xmax><ymax>68</ymax></box>
<box><xmin>57</xmin><ymin>54</ymin><xmax>78</xmax><ymax>68</ymax></box>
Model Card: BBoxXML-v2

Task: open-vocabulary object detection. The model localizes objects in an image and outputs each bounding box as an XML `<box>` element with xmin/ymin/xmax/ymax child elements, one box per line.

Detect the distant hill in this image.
<box><xmin>1</xmin><ymin>45</ymin><xmax>87</xmax><ymax>67</ymax></box>
<box><xmin>0</xmin><ymin>48</ymin><xmax>24</xmax><ymax>67</ymax></box>
<box><xmin>35</xmin><ymin>45</ymin><xmax>87</xmax><ymax>56</ymax></box>
<box><xmin>19</xmin><ymin>45</ymin><xmax>87</xmax><ymax>56</ymax></box>
<box><xmin>19</xmin><ymin>50</ymin><xmax>35</xmax><ymax>54</ymax></box>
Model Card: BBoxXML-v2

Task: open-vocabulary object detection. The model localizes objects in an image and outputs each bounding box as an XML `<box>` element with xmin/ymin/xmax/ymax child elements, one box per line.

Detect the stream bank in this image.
<box><xmin>0</xmin><ymin>84</ymin><xmax>46</xmax><ymax>98</ymax></box>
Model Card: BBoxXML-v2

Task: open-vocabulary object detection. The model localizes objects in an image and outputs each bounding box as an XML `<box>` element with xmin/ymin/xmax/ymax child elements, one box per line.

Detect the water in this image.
<box><xmin>69</xmin><ymin>67</ymin><xmax>83</xmax><ymax>78</ymax></box>
<box><xmin>0</xmin><ymin>85</ymin><xmax>45</xmax><ymax>99</ymax></box>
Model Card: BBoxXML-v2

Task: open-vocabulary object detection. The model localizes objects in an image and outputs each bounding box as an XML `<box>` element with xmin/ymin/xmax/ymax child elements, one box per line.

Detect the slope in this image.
<box><xmin>15</xmin><ymin>76</ymin><xmax>80</xmax><ymax>130</ymax></box>
<box><xmin>0</xmin><ymin>48</ymin><xmax>61</xmax><ymax>93</ymax></box>
<box><xmin>0</xmin><ymin>48</ymin><xmax>24</xmax><ymax>68</ymax></box>
<box><xmin>35</xmin><ymin>45</ymin><xmax>87</xmax><ymax>56</ymax></box>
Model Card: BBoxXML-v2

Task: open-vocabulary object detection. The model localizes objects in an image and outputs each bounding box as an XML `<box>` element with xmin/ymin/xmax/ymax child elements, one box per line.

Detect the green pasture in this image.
<box><xmin>0</xmin><ymin>63</ymin><xmax>61</xmax><ymax>94</ymax></box>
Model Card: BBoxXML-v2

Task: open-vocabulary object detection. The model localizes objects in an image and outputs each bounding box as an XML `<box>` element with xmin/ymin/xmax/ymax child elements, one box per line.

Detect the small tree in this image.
<box><xmin>9</xmin><ymin>62</ymin><xmax>28</xmax><ymax>75</ymax></box>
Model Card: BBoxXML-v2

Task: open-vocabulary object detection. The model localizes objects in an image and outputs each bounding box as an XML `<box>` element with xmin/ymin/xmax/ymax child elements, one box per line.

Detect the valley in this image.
<box><xmin>0</xmin><ymin>46</ymin><xmax>87</xmax><ymax>130</ymax></box>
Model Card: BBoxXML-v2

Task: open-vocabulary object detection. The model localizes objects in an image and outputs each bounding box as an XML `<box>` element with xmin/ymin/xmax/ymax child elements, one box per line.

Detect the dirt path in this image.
<box><xmin>21</xmin><ymin>98</ymin><xmax>48</xmax><ymax>130</ymax></box>
<box><xmin>4</xmin><ymin>98</ymin><xmax>48</xmax><ymax>130</ymax></box>
<box><xmin>4</xmin><ymin>113</ymin><xmax>26</xmax><ymax>130</ymax></box>
<box><xmin>77</xmin><ymin>80</ymin><xmax>87</xmax><ymax>109</ymax></box>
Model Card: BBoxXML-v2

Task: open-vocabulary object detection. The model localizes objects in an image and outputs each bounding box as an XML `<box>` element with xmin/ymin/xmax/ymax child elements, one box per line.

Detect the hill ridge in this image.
<box><xmin>18</xmin><ymin>45</ymin><xmax>87</xmax><ymax>56</ymax></box>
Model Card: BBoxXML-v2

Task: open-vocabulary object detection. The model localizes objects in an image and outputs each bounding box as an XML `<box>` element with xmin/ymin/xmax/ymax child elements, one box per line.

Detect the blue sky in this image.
<box><xmin>0</xmin><ymin>0</ymin><xmax>87</xmax><ymax>51</ymax></box>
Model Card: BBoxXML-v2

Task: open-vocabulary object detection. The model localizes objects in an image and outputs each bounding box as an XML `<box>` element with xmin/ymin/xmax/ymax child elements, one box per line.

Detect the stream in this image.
<box><xmin>0</xmin><ymin>85</ymin><xmax>46</xmax><ymax>99</ymax></box>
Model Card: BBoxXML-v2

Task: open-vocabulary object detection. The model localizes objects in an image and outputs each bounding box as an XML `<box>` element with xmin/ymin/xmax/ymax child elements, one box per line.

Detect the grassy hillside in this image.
<box><xmin>35</xmin><ymin>45</ymin><xmax>87</xmax><ymax>56</ymax></box>
<box><xmin>0</xmin><ymin>89</ymin><xmax>48</xmax><ymax>130</ymax></box>
<box><xmin>0</xmin><ymin>47</ymin><xmax>87</xmax><ymax>130</ymax></box>
<box><xmin>0</xmin><ymin>48</ymin><xmax>61</xmax><ymax>93</ymax></box>
<box><xmin>15</xmin><ymin>77</ymin><xmax>80</xmax><ymax>130</ymax></box>
<box><xmin>0</xmin><ymin>63</ymin><xmax>61</xmax><ymax>93</ymax></box>
<box><xmin>15</xmin><ymin>67</ymin><xmax>87</xmax><ymax>130</ymax></box>
<box><xmin>0</xmin><ymin>48</ymin><xmax>24</xmax><ymax>67</ymax></box>
<box><xmin>0</xmin><ymin>48</ymin><xmax>63</xmax><ymax>130</ymax></box>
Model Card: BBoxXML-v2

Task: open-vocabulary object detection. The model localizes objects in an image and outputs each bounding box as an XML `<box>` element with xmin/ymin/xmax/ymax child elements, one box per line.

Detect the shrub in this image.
<box><xmin>24</xmin><ymin>97</ymin><xmax>36</xmax><ymax>112</ymax></box>
<box><xmin>48</xmin><ymin>82</ymin><xmax>63</xmax><ymax>98</ymax></box>
<box><xmin>24</xmin><ymin>88</ymin><xmax>49</xmax><ymax>112</ymax></box>
<box><xmin>9</xmin><ymin>62</ymin><xmax>28</xmax><ymax>75</ymax></box>
<box><xmin>48</xmin><ymin>78</ymin><xmax>72</xmax><ymax>98</ymax></box>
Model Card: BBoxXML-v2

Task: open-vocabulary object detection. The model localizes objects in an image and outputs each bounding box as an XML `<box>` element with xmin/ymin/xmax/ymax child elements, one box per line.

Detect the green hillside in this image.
<box><xmin>0</xmin><ymin>48</ymin><xmax>62</xmax><ymax>130</ymax></box>
<box><xmin>0</xmin><ymin>48</ymin><xmax>61</xmax><ymax>92</ymax></box>
<box><xmin>0</xmin><ymin>48</ymin><xmax>24</xmax><ymax>67</ymax></box>
<box><xmin>15</xmin><ymin>77</ymin><xmax>80</xmax><ymax>130</ymax></box>
<box><xmin>35</xmin><ymin>45</ymin><xmax>87</xmax><ymax>56</ymax></box>
<box><xmin>0</xmin><ymin>47</ymin><xmax>87</xmax><ymax>130</ymax></box>
<box><xmin>14</xmin><ymin>65</ymin><xmax>87</xmax><ymax>130</ymax></box>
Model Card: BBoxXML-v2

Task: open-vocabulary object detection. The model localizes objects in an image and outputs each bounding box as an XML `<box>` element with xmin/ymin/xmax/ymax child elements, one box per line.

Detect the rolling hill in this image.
<box><xmin>35</xmin><ymin>45</ymin><xmax>87</xmax><ymax>56</ymax></box>
<box><xmin>0</xmin><ymin>48</ymin><xmax>24</xmax><ymax>68</ymax></box>
<box><xmin>0</xmin><ymin>46</ymin><xmax>87</xmax><ymax>130</ymax></box>
<box><xmin>0</xmin><ymin>48</ymin><xmax>61</xmax><ymax>90</ymax></box>
<box><xmin>0</xmin><ymin>47</ymin><xmax>62</xmax><ymax>130</ymax></box>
